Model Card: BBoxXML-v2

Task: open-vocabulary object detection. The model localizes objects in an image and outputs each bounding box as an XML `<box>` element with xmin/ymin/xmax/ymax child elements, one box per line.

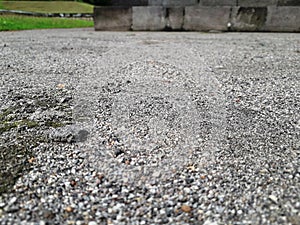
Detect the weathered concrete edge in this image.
<box><xmin>94</xmin><ymin>6</ymin><xmax>132</xmax><ymax>31</ymax></box>
<box><xmin>263</xmin><ymin>6</ymin><xmax>300</xmax><ymax>32</ymax></box>
<box><xmin>183</xmin><ymin>6</ymin><xmax>231</xmax><ymax>31</ymax></box>
<box><xmin>94</xmin><ymin>6</ymin><xmax>300</xmax><ymax>32</ymax></box>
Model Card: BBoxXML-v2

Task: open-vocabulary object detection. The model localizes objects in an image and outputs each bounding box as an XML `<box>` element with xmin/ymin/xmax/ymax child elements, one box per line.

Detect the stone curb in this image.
<box><xmin>94</xmin><ymin>5</ymin><xmax>300</xmax><ymax>32</ymax></box>
<box><xmin>94</xmin><ymin>6</ymin><xmax>132</xmax><ymax>31</ymax></box>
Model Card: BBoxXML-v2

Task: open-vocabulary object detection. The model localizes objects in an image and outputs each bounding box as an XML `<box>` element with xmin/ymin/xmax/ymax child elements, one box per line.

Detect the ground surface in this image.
<box><xmin>0</xmin><ymin>29</ymin><xmax>299</xmax><ymax>224</ymax></box>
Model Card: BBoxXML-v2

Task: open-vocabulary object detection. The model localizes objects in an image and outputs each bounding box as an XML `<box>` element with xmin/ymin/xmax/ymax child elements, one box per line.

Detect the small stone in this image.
<box><xmin>0</xmin><ymin>201</ymin><xmax>5</xmax><ymax>208</ymax></box>
<box><xmin>216</xmin><ymin>206</ymin><xmax>224</xmax><ymax>214</ymax></box>
<box><xmin>114</xmin><ymin>149</ymin><xmax>123</xmax><ymax>157</ymax></box>
<box><xmin>65</xmin><ymin>206</ymin><xmax>73</xmax><ymax>213</ymax></box>
<box><xmin>43</xmin><ymin>209</ymin><xmax>55</xmax><ymax>219</ymax></box>
<box><xmin>9</xmin><ymin>197</ymin><xmax>17</xmax><ymax>205</ymax></box>
<box><xmin>97</xmin><ymin>173</ymin><xmax>105</xmax><ymax>180</ymax></box>
<box><xmin>198</xmin><ymin>209</ymin><xmax>204</xmax><ymax>214</ymax></box>
<box><xmin>269</xmin><ymin>195</ymin><xmax>278</xmax><ymax>204</ymax></box>
<box><xmin>186</xmin><ymin>165</ymin><xmax>196</xmax><ymax>172</ymax></box>
<box><xmin>152</xmin><ymin>171</ymin><xmax>161</xmax><ymax>178</ymax></box>
<box><xmin>107</xmin><ymin>208</ymin><xmax>113</xmax><ymax>214</ymax></box>
<box><xmin>159</xmin><ymin>209</ymin><xmax>166</xmax><ymax>215</ymax></box>
<box><xmin>208</xmin><ymin>190</ymin><xmax>214</xmax><ymax>199</ymax></box>
<box><xmin>57</xmin><ymin>84</ymin><xmax>65</xmax><ymax>89</ymax></box>
<box><xmin>88</xmin><ymin>222</ymin><xmax>97</xmax><ymax>225</ymax></box>
<box><xmin>259</xmin><ymin>169</ymin><xmax>268</xmax><ymax>174</ymax></box>
<box><xmin>70</xmin><ymin>179</ymin><xmax>77</xmax><ymax>187</ymax></box>
<box><xmin>181</xmin><ymin>205</ymin><xmax>192</xmax><ymax>213</ymax></box>
<box><xmin>28</xmin><ymin>157</ymin><xmax>36</xmax><ymax>163</ymax></box>
<box><xmin>183</xmin><ymin>187</ymin><xmax>191</xmax><ymax>194</ymax></box>
<box><xmin>203</xmin><ymin>220</ymin><xmax>218</xmax><ymax>225</ymax></box>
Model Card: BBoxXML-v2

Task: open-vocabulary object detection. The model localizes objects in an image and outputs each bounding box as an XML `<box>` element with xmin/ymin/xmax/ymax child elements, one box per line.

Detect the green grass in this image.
<box><xmin>0</xmin><ymin>14</ymin><xmax>93</xmax><ymax>31</ymax></box>
<box><xmin>0</xmin><ymin>1</ymin><xmax>93</xmax><ymax>13</ymax></box>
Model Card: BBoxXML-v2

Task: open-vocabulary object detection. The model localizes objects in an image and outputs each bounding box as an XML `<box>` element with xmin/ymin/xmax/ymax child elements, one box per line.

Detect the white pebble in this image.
<box><xmin>88</xmin><ymin>222</ymin><xmax>97</xmax><ymax>225</ymax></box>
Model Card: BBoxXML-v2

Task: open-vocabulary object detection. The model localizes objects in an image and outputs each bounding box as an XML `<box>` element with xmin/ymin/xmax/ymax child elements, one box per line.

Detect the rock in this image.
<box><xmin>269</xmin><ymin>195</ymin><xmax>278</xmax><ymax>204</ymax></box>
<box><xmin>50</xmin><ymin>125</ymin><xmax>89</xmax><ymax>143</ymax></box>
<box><xmin>203</xmin><ymin>220</ymin><xmax>218</xmax><ymax>225</ymax></box>
<box><xmin>183</xmin><ymin>187</ymin><xmax>191</xmax><ymax>194</ymax></box>
<box><xmin>88</xmin><ymin>222</ymin><xmax>97</xmax><ymax>225</ymax></box>
<box><xmin>114</xmin><ymin>149</ymin><xmax>124</xmax><ymax>157</ymax></box>
<box><xmin>181</xmin><ymin>204</ymin><xmax>192</xmax><ymax>213</ymax></box>
<box><xmin>152</xmin><ymin>171</ymin><xmax>161</xmax><ymax>178</ymax></box>
<box><xmin>65</xmin><ymin>206</ymin><xmax>73</xmax><ymax>213</ymax></box>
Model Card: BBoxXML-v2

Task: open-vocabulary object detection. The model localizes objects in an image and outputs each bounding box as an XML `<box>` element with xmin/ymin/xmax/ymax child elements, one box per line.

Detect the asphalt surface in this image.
<box><xmin>0</xmin><ymin>28</ymin><xmax>299</xmax><ymax>224</ymax></box>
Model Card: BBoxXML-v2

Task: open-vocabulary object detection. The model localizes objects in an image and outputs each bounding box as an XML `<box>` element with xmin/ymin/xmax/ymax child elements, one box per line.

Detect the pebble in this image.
<box><xmin>203</xmin><ymin>220</ymin><xmax>218</xmax><ymax>225</ymax></box>
<box><xmin>8</xmin><ymin>197</ymin><xmax>17</xmax><ymax>205</ymax></box>
<box><xmin>181</xmin><ymin>205</ymin><xmax>192</xmax><ymax>213</ymax></box>
<box><xmin>269</xmin><ymin>195</ymin><xmax>278</xmax><ymax>204</ymax></box>
<box><xmin>65</xmin><ymin>206</ymin><xmax>73</xmax><ymax>213</ymax></box>
<box><xmin>88</xmin><ymin>222</ymin><xmax>97</xmax><ymax>225</ymax></box>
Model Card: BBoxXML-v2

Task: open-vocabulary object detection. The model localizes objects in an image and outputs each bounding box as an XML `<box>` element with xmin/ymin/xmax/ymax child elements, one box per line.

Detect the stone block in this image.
<box><xmin>94</xmin><ymin>6</ymin><xmax>132</xmax><ymax>31</ymax></box>
<box><xmin>183</xmin><ymin>6</ymin><xmax>231</xmax><ymax>31</ymax></box>
<box><xmin>148</xmin><ymin>0</ymin><xmax>197</xmax><ymax>7</ymax></box>
<box><xmin>132</xmin><ymin>6</ymin><xmax>166</xmax><ymax>30</ymax></box>
<box><xmin>166</xmin><ymin>7</ymin><xmax>184</xmax><ymax>30</ymax></box>
<box><xmin>230</xmin><ymin>7</ymin><xmax>267</xmax><ymax>31</ymax></box>
<box><xmin>277</xmin><ymin>0</ymin><xmax>300</xmax><ymax>6</ymax></box>
<box><xmin>148</xmin><ymin>0</ymin><xmax>163</xmax><ymax>5</ymax></box>
<box><xmin>264</xmin><ymin>6</ymin><xmax>300</xmax><ymax>32</ymax></box>
<box><xmin>200</xmin><ymin>0</ymin><xmax>237</xmax><ymax>6</ymax></box>
<box><xmin>97</xmin><ymin>0</ymin><xmax>148</xmax><ymax>6</ymax></box>
<box><xmin>238</xmin><ymin>0</ymin><xmax>277</xmax><ymax>7</ymax></box>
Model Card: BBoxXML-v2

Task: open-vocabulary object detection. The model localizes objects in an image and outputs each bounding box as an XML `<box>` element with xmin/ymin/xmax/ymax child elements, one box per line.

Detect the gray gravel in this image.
<box><xmin>0</xmin><ymin>28</ymin><xmax>299</xmax><ymax>225</ymax></box>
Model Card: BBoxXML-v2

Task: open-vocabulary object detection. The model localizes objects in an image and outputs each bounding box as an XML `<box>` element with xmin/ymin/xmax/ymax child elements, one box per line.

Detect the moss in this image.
<box><xmin>0</xmin><ymin>119</ymin><xmax>39</xmax><ymax>134</ymax></box>
<box><xmin>0</xmin><ymin>90</ymin><xmax>72</xmax><ymax>195</ymax></box>
<box><xmin>45</xmin><ymin>121</ymin><xmax>64</xmax><ymax>128</ymax></box>
<box><xmin>0</xmin><ymin>143</ymin><xmax>33</xmax><ymax>195</ymax></box>
<box><xmin>0</xmin><ymin>107</ymin><xmax>16</xmax><ymax>121</ymax></box>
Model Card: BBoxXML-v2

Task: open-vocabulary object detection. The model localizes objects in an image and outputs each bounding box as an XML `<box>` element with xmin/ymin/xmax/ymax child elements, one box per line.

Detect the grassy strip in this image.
<box><xmin>0</xmin><ymin>15</ymin><xmax>93</xmax><ymax>31</ymax></box>
<box><xmin>0</xmin><ymin>1</ymin><xmax>93</xmax><ymax>13</ymax></box>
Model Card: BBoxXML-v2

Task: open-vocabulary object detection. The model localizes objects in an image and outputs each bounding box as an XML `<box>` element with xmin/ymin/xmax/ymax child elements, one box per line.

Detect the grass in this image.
<box><xmin>0</xmin><ymin>14</ymin><xmax>93</xmax><ymax>31</ymax></box>
<box><xmin>0</xmin><ymin>1</ymin><xmax>93</xmax><ymax>13</ymax></box>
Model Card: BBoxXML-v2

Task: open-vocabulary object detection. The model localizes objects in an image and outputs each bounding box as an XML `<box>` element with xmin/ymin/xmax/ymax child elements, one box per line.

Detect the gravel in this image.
<box><xmin>0</xmin><ymin>28</ymin><xmax>299</xmax><ymax>224</ymax></box>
